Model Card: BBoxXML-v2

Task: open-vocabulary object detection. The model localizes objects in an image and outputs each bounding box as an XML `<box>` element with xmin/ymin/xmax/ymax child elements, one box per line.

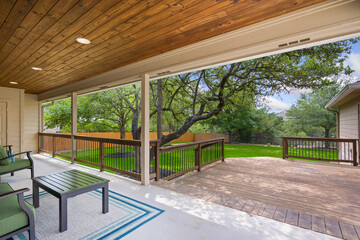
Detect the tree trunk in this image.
<box><xmin>325</xmin><ymin>128</ymin><xmax>330</xmax><ymax>149</ymax></box>
<box><xmin>120</xmin><ymin>123</ymin><xmax>126</xmax><ymax>152</ymax></box>
<box><xmin>120</xmin><ymin>124</ymin><xmax>126</xmax><ymax>139</ymax></box>
<box><xmin>228</xmin><ymin>131</ymin><xmax>232</xmax><ymax>143</ymax></box>
<box><xmin>132</xmin><ymin>102</ymin><xmax>142</xmax><ymax>173</ymax></box>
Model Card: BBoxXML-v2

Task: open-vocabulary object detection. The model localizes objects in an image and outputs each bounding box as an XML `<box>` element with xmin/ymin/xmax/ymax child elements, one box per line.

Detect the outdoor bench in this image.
<box><xmin>0</xmin><ymin>183</ymin><xmax>35</xmax><ymax>240</ymax></box>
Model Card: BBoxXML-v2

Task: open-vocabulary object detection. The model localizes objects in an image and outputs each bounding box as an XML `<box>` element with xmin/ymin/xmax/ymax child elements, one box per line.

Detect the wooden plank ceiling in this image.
<box><xmin>0</xmin><ymin>0</ymin><xmax>326</xmax><ymax>94</ymax></box>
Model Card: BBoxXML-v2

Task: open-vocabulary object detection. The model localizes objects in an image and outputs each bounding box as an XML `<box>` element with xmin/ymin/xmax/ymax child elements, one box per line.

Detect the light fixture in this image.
<box><xmin>31</xmin><ymin>67</ymin><xmax>42</xmax><ymax>71</ymax></box>
<box><xmin>76</xmin><ymin>37</ymin><xmax>91</xmax><ymax>44</ymax></box>
<box><xmin>9</xmin><ymin>82</ymin><xmax>18</xmax><ymax>85</ymax></box>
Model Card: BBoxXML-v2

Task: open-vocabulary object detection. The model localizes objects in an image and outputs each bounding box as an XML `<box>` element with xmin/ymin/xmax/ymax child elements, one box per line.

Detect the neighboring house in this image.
<box><xmin>44</xmin><ymin>126</ymin><xmax>60</xmax><ymax>133</ymax></box>
<box><xmin>325</xmin><ymin>81</ymin><xmax>360</xmax><ymax>163</ymax></box>
<box><xmin>276</xmin><ymin>111</ymin><xmax>289</xmax><ymax>121</ymax></box>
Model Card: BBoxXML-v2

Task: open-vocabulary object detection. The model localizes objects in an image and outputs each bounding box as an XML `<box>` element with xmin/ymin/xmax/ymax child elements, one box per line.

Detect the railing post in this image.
<box><xmin>197</xmin><ymin>143</ymin><xmax>202</xmax><ymax>172</ymax></box>
<box><xmin>222</xmin><ymin>138</ymin><xmax>225</xmax><ymax>162</ymax></box>
<box><xmin>353</xmin><ymin>140</ymin><xmax>358</xmax><ymax>166</ymax></box>
<box><xmin>100</xmin><ymin>140</ymin><xmax>104</xmax><ymax>171</ymax></box>
<box><xmin>71</xmin><ymin>92</ymin><xmax>77</xmax><ymax>164</ymax></box>
<box><xmin>282</xmin><ymin>138</ymin><xmax>287</xmax><ymax>159</ymax></box>
<box><xmin>52</xmin><ymin>135</ymin><xmax>56</xmax><ymax>158</ymax></box>
<box><xmin>71</xmin><ymin>136</ymin><xmax>76</xmax><ymax>164</ymax></box>
<box><xmin>155</xmin><ymin>141</ymin><xmax>160</xmax><ymax>181</ymax></box>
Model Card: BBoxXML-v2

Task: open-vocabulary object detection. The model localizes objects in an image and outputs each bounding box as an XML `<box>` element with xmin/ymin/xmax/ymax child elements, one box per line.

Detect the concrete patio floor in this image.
<box><xmin>2</xmin><ymin>154</ymin><xmax>339</xmax><ymax>240</ymax></box>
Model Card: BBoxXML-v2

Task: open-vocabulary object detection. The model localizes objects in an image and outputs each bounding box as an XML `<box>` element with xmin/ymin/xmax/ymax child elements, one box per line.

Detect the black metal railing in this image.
<box><xmin>151</xmin><ymin>138</ymin><xmax>225</xmax><ymax>181</ymax></box>
<box><xmin>282</xmin><ymin>137</ymin><xmax>358</xmax><ymax>166</ymax></box>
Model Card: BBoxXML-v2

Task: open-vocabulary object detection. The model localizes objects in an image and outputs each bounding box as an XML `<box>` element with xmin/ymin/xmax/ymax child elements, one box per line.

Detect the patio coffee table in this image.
<box><xmin>32</xmin><ymin>169</ymin><xmax>109</xmax><ymax>232</ymax></box>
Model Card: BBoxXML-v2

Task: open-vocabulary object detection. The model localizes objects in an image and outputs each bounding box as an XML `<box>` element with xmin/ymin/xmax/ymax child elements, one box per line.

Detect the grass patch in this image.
<box><xmin>224</xmin><ymin>144</ymin><xmax>283</xmax><ymax>158</ymax></box>
<box><xmin>225</xmin><ymin>144</ymin><xmax>333</xmax><ymax>162</ymax></box>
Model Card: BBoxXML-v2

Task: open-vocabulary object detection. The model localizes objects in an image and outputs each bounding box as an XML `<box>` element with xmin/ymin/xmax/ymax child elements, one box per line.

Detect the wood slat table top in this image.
<box><xmin>33</xmin><ymin>170</ymin><xmax>109</xmax><ymax>194</ymax></box>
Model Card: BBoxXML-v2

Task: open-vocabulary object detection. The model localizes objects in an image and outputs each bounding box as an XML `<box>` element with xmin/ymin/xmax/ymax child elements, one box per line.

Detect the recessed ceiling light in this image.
<box><xmin>76</xmin><ymin>37</ymin><xmax>91</xmax><ymax>44</ymax></box>
<box><xmin>31</xmin><ymin>67</ymin><xmax>42</xmax><ymax>71</ymax></box>
<box><xmin>9</xmin><ymin>82</ymin><xmax>18</xmax><ymax>85</ymax></box>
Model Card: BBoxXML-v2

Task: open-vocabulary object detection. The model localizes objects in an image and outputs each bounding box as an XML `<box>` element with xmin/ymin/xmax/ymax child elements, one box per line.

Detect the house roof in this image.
<box><xmin>325</xmin><ymin>81</ymin><xmax>360</xmax><ymax>108</ymax></box>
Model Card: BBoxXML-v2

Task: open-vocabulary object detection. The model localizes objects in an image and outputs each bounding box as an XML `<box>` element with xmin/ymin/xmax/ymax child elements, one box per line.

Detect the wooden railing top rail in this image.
<box><xmin>158</xmin><ymin>137</ymin><xmax>224</xmax><ymax>153</ymax></box>
<box><xmin>73</xmin><ymin>135</ymin><xmax>142</xmax><ymax>146</ymax></box>
<box><xmin>39</xmin><ymin>132</ymin><xmax>142</xmax><ymax>146</ymax></box>
<box><xmin>283</xmin><ymin>137</ymin><xmax>358</xmax><ymax>142</ymax></box>
<box><xmin>39</xmin><ymin>132</ymin><xmax>224</xmax><ymax>148</ymax></box>
<box><xmin>38</xmin><ymin>132</ymin><xmax>71</xmax><ymax>138</ymax></box>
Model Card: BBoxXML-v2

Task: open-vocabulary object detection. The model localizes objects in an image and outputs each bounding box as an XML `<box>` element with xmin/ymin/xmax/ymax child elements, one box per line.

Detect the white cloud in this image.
<box><xmin>347</xmin><ymin>53</ymin><xmax>360</xmax><ymax>75</ymax></box>
<box><xmin>286</xmin><ymin>88</ymin><xmax>311</xmax><ymax>99</ymax></box>
<box><xmin>262</xmin><ymin>96</ymin><xmax>290</xmax><ymax>112</ymax></box>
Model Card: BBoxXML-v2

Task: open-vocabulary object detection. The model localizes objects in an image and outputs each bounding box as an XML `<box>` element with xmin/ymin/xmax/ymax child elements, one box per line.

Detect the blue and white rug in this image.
<box><xmin>10</xmin><ymin>189</ymin><xmax>164</xmax><ymax>240</ymax></box>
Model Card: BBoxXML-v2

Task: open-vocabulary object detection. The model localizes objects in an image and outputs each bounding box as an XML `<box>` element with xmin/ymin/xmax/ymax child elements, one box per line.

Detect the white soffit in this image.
<box><xmin>38</xmin><ymin>0</ymin><xmax>360</xmax><ymax>101</ymax></box>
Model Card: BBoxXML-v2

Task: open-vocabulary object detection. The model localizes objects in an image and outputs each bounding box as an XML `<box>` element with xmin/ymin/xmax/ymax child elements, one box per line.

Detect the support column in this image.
<box><xmin>141</xmin><ymin>74</ymin><xmax>150</xmax><ymax>185</ymax></box>
<box><xmin>39</xmin><ymin>103</ymin><xmax>44</xmax><ymax>133</ymax></box>
<box><xmin>71</xmin><ymin>92</ymin><xmax>77</xmax><ymax>164</ymax></box>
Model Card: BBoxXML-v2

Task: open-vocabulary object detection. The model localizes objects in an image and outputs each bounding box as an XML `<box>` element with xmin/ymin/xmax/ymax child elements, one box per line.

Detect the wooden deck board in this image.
<box><xmin>285</xmin><ymin>209</ymin><xmax>299</xmax><ymax>226</ymax></box>
<box><xmin>312</xmin><ymin>216</ymin><xmax>326</xmax><ymax>234</ymax></box>
<box><xmin>298</xmin><ymin>213</ymin><xmax>312</xmax><ymax>230</ymax></box>
<box><xmin>241</xmin><ymin>200</ymin><xmax>256</xmax><ymax>213</ymax></box>
<box><xmin>339</xmin><ymin>222</ymin><xmax>358</xmax><ymax>240</ymax></box>
<box><xmin>251</xmin><ymin>202</ymin><xmax>266</xmax><ymax>216</ymax></box>
<box><xmin>273</xmin><ymin>207</ymin><xmax>287</xmax><ymax>222</ymax></box>
<box><xmin>325</xmin><ymin>218</ymin><xmax>343</xmax><ymax>239</ymax></box>
<box><xmin>155</xmin><ymin>157</ymin><xmax>360</xmax><ymax>239</ymax></box>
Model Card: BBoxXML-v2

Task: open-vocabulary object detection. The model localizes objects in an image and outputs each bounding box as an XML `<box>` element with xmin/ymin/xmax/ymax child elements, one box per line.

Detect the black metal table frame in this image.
<box><xmin>32</xmin><ymin>174</ymin><xmax>109</xmax><ymax>232</ymax></box>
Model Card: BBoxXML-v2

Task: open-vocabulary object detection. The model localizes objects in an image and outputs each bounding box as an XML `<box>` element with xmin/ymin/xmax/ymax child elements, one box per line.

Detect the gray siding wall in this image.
<box><xmin>339</xmin><ymin>100</ymin><xmax>359</xmax><ymax>164</ymax></box>
<box><xmin>339</xmin><ymin>100</ymin><xmax>359</xmax><ymax>140</ymax></box>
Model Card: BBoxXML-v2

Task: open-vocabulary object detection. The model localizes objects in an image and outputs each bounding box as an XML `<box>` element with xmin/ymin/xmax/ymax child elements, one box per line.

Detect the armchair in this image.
<box><xmin>0</xmin><ymin>145</ymin><xmax>34</xmax><ymax>181</ymax></box>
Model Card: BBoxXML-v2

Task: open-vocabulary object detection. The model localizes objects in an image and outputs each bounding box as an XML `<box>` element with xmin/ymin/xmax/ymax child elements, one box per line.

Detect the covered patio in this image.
<box><xmin>156</xmin><ymin>157</ymin><xmax>360</xmax><ymax>239</ymax></box>
<box><xmin>1</xmin><ymin>0</ymin><xmax>360</xmax><ymax>239</ymax></box>
<box><xmin>1</xmin><ymin>154</ymin><xmax>339</xmax><ymax>240</ymax></box>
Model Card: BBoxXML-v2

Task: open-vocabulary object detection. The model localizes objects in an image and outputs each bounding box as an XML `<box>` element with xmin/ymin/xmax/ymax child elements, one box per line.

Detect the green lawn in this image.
<box><xmin>225</xmin><ymin>144</ymin><xmax>334</xmax><ymax>162</ymax></box>
<box><xmin>224</xmin><ymin>144</ymin><xmax>283</xmax><ymax>158</ymax></box>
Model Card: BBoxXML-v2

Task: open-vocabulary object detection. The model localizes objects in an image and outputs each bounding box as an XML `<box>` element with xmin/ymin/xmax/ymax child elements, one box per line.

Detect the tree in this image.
<box><xmin>206</xmin><ymin>105</ymin><xmax>283</xmax><ymax>143</ymax></box>
<box><xmin>152</xmin><ymin>39</ymin><xmax>357</xmax><ymax>146</ymax></box>
<box><xmin>285</xmin><ymin>82</ymin><xmax>343</xmax><ymax>138</ymax></box>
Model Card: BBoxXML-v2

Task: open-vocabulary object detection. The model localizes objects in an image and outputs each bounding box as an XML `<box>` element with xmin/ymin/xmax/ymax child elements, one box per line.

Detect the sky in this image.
<box><xmin>264</xmin><ymin>41</ymin><xmax>360</xmax><ymax>113</ymax></box>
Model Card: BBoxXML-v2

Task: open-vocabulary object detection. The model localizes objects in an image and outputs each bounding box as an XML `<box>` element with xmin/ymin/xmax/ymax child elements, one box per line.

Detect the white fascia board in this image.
<box><xmin>38</xmin><ymin>0</ymin><xmax>360</xmax><ymax>102</ymax></box>
<box><xmin>325</xmin><ymin>82</ymin><xmax>360</xmax><ymax>108</ymax></box>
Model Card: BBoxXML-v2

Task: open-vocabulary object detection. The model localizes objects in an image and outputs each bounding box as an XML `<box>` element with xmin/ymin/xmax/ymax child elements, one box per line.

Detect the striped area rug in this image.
<box><xmin>9</xmin><ymin>189</ymin><xmax>164</xmax><ymax>240</ymax></box>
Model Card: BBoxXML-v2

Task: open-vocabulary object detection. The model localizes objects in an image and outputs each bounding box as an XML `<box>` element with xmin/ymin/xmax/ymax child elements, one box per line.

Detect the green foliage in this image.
<box><xmin>206</xmin><ymin>105</ymin><xmax>284</xmax><ymax>142</ymax></box>
<box><xmin>285</xmin><ymin>82</ymin><xmax>343</xmax><ymax>137</ymax></box>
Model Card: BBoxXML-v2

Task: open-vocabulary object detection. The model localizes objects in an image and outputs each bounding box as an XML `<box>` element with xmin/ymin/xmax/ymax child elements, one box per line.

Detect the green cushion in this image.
<box><xmin>0</xmin><ymin>158</ymin><xmax>30</xmax><ymax>174</ymax></box>
<box><xmin>0</xmin><ymin>146</ymin><xmax>10</xmax><ymax>166</ymax></box>
<box><xmin>0</xmin><ymin>183</ymin><xmax>35</xmax><ymax>237</ymax></box>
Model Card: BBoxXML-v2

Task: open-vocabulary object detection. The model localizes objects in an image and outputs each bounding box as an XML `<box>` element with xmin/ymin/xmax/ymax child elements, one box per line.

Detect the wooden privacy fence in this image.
<box><xmin>150</xmin><ymin>138</ymin><xmax>225</xmax><ymax>181</ymax></box>
<box><xmin>282</xmin><ymin>137</ymin><xmax>358</xmax><ymax>166</ymax></box>
<box><xmin>38</xmin><ymin>133</ymin><xmax>225</xmax><ymax>181</ymax></box>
